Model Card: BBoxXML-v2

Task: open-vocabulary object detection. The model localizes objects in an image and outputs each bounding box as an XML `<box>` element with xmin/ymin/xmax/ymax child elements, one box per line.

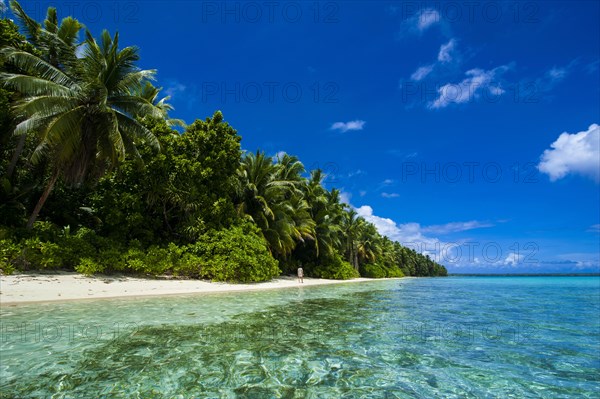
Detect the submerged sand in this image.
<box><xmin>0</xmin><ymin>273</ymin><xmax>382</xmax><ymax>305</ymax></box>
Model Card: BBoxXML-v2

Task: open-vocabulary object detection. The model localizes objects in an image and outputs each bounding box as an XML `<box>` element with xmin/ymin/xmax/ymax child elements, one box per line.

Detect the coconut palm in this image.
<box><xmin>356</xmin><ymin>222</ymin><xmax>382</xmax><ymax>265</ymax></box>
<box><xmin>1</xmin><ymin>29</ymin><xmax>162</xmax><ymax>228</ymax></box>
<box><xmin>303</xmin><ymin>170</ymin><xmax>344</xmax><ymax>258</ymax></box>
<box><xmin>236</xmin><ymin>151</ymin><xmax>315</xmax><ymax>258</ymax></box>
<box><xmin>135</xmin><ymin>81</ymin><xmax>186</xmax><ymax>128</ymax></box>
<box><xmin>4</xmin><ymin>1</ymin><xmax>84</xmax><ymax>179</ymax></box>
<box><xmin>342</xmin><ymin>209</ymin><xmax>366</xmax><ymax>271</ymax></box>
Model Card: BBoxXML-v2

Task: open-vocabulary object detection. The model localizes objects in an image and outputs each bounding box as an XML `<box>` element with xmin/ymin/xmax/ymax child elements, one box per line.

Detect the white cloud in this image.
<box><xmin>382</xmin><ymin>179</ymin><xmax>394</xmax><ymax>185</ymax></box>
<box><xmin>503</xmin><ymin>252</ymin><xmax>524</xmax><ymax>266</ymax></box>
<box><xmin>537</xmin><ymin>123</ymin><xmax>600</xmax><ymax>182</ymax></box>
<box><xmin>339</xmin><ymin>191</ymin><xmax>352</xmax><ymax>205</ymax></box>
<box><xmin>422</xmin><ymin>220</ymin><xmax>494</xmax><ymax>235</ymax></box>
<box><xmin>588</xmin><ymin>224</ymin><xmax>600</xmax><ymax>233</ymax></box>
<box><xmin>437</xmin><ymin>39</ymin><xmax>456</xmax><ymax>63</ymax></box>
<box><xmin>330</xmin><ymin>120</ymin><xmax>366</xmax><ymax>133</ymax></box>
<box><xmin>381</xmin><ymin>192</ymin><xmax>400</xmax><ymax>198</ymax></box>
<box><xmin>547</xmin><ymin>67</ymin><xmax>567</xmax><ymax>82</ymax></box>
<box><xmin>416</xmin><ymin>9</ymin><xmax>441</xmax><ymax>31</ymax></box>
<box><xmin>164</xmin><ymin>81</ymin><xmax>186</xmax><ymax>99</ymax></box>
<box><xmin>274</xmin><ymin>151</ymin><xmax>286</xmax><ymax>160</ymax></box>
<box><xmin>429</xmin><ymin>65</ymin><xmax>509</xmax><ymax>109</ymax></box>
<box><xmin>359</xmin><ymin>190</ymin><xmax>367</xmax><ymax>197</ymax></box>
<box><xmin>355</xmin><ymin>206</ymin><xmax>443</xmax><ymax>257</ymax></box>
<box><xmin>399</xmin><ymin>8</ymin><xmax>442</xmax><ymax>37</ymax></box>
<box><xmin>347</xmin><ymin>169</ymin><xmax>365</xmax><ymax>178</ymax></box>
<box><xmin>410</xmin><ymin>65</ymin><xmax>434</xmax><ymax>81</ymax></box>
<box><xmin>75</xmin><ymin>44</ymin><xmax>87</xmax><ymax>59</ymax></box>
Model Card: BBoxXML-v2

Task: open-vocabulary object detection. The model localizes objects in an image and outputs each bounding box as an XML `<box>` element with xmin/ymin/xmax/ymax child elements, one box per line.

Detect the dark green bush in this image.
<box><xmin>186</xmin><ymin>223</ymin><xmax>280</xmax><ymax>282</ymax></box>
<box><xmin>312</xmin><ymin>254</ymin><xmax>359</xmax><ymax>280</ymax></box>
<box><xmin>386</xmin><ymin>267</ymin><xmax>405</xmax><ymax>278</ymax></box>
<box><xmin>362</xmin><ymin>263</ymin><xmax>405</xmax><ymax>278</ymax></box>
<box><xmin>361</xmin><ymin>263</ymin><xmax>387</xmax><ymax>278</ymax></box>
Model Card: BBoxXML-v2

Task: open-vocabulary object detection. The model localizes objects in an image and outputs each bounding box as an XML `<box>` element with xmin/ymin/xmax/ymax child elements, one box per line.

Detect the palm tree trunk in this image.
<box><xmin>6</xmin><ymin>134</ymin><xmax>26</xmax><ymax>179</ymax></box>
<box><xmin>26</xmin><ymin>169</ymin><xmax>59</xmax><ymax>229</ymax></box>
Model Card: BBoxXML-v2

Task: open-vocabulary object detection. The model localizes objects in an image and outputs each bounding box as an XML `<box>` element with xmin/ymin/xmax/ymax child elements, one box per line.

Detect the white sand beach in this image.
<box><xmin>0</xmin><ymin>273</ymin><xmax>382</xmax><ymax>305</ymax></box>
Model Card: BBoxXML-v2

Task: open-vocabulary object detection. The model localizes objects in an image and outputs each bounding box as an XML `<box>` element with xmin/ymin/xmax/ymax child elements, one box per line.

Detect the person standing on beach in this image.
<box><xmin>297</xmin><ymin>265</ymin><xmax>304</xmax><ymax>283</ymax></box>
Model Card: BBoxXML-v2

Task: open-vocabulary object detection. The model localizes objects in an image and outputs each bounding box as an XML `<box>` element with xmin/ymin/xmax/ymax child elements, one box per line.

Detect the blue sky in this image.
<box><xmin>6</xmin><ymin>1</ymin><xmax>600</xmax><ymax>273</ymax></box>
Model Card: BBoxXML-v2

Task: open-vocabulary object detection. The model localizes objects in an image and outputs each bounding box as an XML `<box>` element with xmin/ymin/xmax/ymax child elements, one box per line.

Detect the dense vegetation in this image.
<box><xmin>0</xmin><ymin>2</ymin><xmax>447</xmax><ymax>281</ymax></box>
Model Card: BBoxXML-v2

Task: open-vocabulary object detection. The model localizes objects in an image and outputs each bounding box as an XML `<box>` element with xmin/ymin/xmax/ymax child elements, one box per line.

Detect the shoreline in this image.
<box><xmin>0</xmin><ymin>272</ymin><xmax>403</xmax><ymax>306</ymax></box>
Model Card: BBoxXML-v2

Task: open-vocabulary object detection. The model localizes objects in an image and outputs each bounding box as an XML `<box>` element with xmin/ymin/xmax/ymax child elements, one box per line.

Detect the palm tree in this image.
<box><xmin>1</xmin><ymin>29</ymin><xmax>162</xmax><ymax>228</ymax></box>
<box><xmin>4</xmin><ymin>1</ymin><xmax>84</xmax><ymax>179</ymax></box>
<box><xmin>135</xmin><ymin>81</ymin><xmax>186</xmax><ymax>128</ymax></box>
<box><xmin>236</xmin><ymin>151</ymin><xmax>314</xmax><ymax>258</ymax></box>
<box><xmin>356</xmin><ymin>222</ymin><xmax>382</xmax><ymax>265</ymax></box>
<box><xmin>342</xmin><ymin>209</ymin><xmax>367</xmax><ymax>271</ymax></box>
<box><xmin>303</xmin><ymin>170</ymin><xmax>344</xmax><ymax>258</ymax></box>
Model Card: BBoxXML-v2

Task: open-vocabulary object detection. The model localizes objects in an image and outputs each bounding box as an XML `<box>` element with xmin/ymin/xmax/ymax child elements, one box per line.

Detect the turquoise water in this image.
<box><xmin>1</xmin><ymin>277</ymin><xmax>599</xmax><ymax>398</ymax></box>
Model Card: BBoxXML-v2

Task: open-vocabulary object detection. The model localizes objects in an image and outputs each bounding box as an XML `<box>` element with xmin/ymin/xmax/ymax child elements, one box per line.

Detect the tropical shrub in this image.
<box><xmin>361</xmin><ymin>263</ymin><xmax>405</xmax><ymax>278</ymax></box>
<box><xmin>187</xmin><ymin>223</ymin><xmax>280</xmax><ymax>282</ymax></box>
<box><xmin>312</xmin><ymin>254</ymin><xmax>359</xmax><ymax>280</ymax></box>
<box><xmin>0</xmin><ymin>238</ymin><xmax>19</xmax><ymax>274</ymax></box>
<box><xmin>75</xmin><ymin>258</ymin><xmax>105</xmax><ymax>275</ymax></box>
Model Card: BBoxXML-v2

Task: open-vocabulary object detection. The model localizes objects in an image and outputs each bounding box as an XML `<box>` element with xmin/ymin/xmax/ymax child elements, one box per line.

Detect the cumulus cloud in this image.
<box><xmin>330</xmin><ymin>120</ymin><xmax>366</xmax><ymax>132</ymax></box>
<box><xmin>503</xmin><ymin>252</ymin><xmax>524</xmax><ymax>266</ymax></box>
<box><xmin>355</xmin><ymin>206</ymin><xmax>443</xmax><ymax>256</ymax></box>
<box><xmin>437</xmin><ymin>39</ymin><xmax>456</xmax><ymax>63</ymax></box>
<box><xmin>410</xmin><ymin>65</ymin><xmax>434</xmax><ymax>81</ymax></box>
<box><xmin>422</xmin><ymin>220</ymin><xmax>494</xmax><ymax>235</ymax></box>
<box><xmin>429</xmin><ymin>65</ymin><xmax>510</xmax><ymax>109</ymax></box>
<box><xmin>537</xmin><ymin>124</ymin><xmax>600</xmax><ymax>182</ymax></box>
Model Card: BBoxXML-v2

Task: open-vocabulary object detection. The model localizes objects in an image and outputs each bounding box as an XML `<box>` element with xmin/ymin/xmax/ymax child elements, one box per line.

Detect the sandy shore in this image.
<box><xmin>0</xmin><ymin>273</ymin><xmax>382</xmax><ymax>305</ymax></box>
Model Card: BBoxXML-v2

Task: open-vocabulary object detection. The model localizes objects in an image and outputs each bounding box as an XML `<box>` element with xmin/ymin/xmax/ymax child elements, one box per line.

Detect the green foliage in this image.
<box><xmin>75</xmin><ymin>258</ymin><xmax>105</xmax><ymax>276</ymax></box>
<box><xmin>91</xmin><ymin>112</ymin><xmax>241</xmax><ymax>244</ymax></box>
<box><xmin>361</xmin><ymin>263</ymin><xmax>387</xmax><ymax>278</ymax></box>
<box><xmin>361</xmin><ymin>263</ymin><xmax>405</xmax><ymax>278</ymax></box>
<box><xmin>312</xmin><ymin>253</ymin><xmax>359</xmax><ymax>280</ymax></box>
<box><xmin>0</xmin><ymin>238</ymin><xmax>19</xmax><ymax>274</ymax></box>
<box><xmin>186</xmin><ymin>223</ymin><xmax>280</xmax><ymax>282</ymax></box>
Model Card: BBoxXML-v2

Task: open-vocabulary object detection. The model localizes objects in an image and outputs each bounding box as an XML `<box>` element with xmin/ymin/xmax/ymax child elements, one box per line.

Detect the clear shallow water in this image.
<box><xmin>1</xmin><ymin>277</ymin><xmax>599</xmax><ymax>398</ymax></box>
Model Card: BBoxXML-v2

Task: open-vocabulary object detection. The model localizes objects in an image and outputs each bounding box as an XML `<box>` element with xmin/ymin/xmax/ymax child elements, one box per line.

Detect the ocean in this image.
<box><xmin>1</xmin><ymin>276</ymin><xmax>599</xmax><ymax>398</ymax></box>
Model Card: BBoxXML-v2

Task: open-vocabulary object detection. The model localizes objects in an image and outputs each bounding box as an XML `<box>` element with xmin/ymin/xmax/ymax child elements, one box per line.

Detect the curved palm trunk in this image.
<box><xmin>6</xmin><ymin>133</ymin><xmax>26</xmax><ymax>179</ymax></box>
<box><xmin>26</xmin><ymin>168</ymin><xmax>59</xmax><ymax>229</ymax></box>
